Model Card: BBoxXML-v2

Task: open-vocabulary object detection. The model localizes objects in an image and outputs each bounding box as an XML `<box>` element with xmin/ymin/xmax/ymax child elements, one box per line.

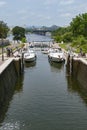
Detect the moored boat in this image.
<box><xmin>24</xmin><ymin>49</ymin><xmax>36</xmax><ymax>62</ymax></box>
<box><xmin>48</xmin><ymin>48</ymin><xmax>65</xmax><ymax>63</ymax></box>
<box><xmin>41</xmin><ymin>48</ymin><xmax>49</xmax><ymax>54</ymax></box>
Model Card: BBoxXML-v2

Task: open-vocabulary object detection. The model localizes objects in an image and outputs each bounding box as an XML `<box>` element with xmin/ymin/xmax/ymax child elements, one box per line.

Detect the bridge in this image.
<box><xmin>32</xmin><ymin>29</ymin><xmax>52</xmax><ymax>36</ymax></box>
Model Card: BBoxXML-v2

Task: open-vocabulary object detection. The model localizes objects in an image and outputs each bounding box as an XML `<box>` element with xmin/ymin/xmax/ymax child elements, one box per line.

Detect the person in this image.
<box><xmin>10</xmin><ymin>48</ymin><xmax>13</xmax><ymax>56</ymax></box>
<box><xmin>80</xmin><ymin>48</ymin><xmax>82</xmax><ymax>56</ymax></box>
<box><xmin>6</xmin><ymin>47</ymin><xmax>10</xmax><ymax>57</ymax></box>
<box><xmin>79</xmin><ymin>48</ymin><xmax>86</xmax><ymax>57</ymax></box>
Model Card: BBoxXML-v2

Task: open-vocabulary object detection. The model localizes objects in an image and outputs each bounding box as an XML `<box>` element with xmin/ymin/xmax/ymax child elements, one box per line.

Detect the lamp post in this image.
<box><xmin>1</xmin><ymin>38</ymin><xmax>4</xmax><ymax>61</ymax></box>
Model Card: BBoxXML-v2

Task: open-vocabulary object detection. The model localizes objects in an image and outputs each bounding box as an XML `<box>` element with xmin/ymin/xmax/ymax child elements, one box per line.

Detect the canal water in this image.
<box><xmin>1</xmin><ymin>35</ymin><xmax>87</xmax><ymax>130</ymax></box>
<box><xmin>26</xmin><ymin>33</ymin><xmax>53</xmax><ymax>42</ymax></box>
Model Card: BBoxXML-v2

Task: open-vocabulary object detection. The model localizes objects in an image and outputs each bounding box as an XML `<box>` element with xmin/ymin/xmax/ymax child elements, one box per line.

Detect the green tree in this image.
<box><xmin>12</xmin><ymin>26</ymin><xmax>26</xmax><ymax>42</ymax></box>
<box><xmin>21</xmin><ymin>37</ymin><xmax>27</xmax><ymax>43</ymax></box>
<box><xmin>52</xmin><ymin>26</ymin><xmax>72</xmax><ymax>42</ymax></box>
<box><xmin>70</xmin><ymin>13</ymin><xmax>87</xmax><ymax>38</ymax></box>
<box><xmin>62</xmin><ymin>32</ymin><xmax>73</xmax><ymax>42</ymax></box>
<box><xmin>0</xmin><ymin>21</ymin><xmax>9</xmax><ymax>38</ymax></box>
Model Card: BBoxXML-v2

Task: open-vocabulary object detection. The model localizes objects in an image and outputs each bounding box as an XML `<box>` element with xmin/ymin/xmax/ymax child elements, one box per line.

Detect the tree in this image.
<box><xmin>62</xmin><ymin>32</ymin><xmax>73</xmax><ymax>42</ymax></box>
<box><xmin>0</xmin><ymin>21</ymin><xmax>9</xmax><ymax>38</ymax></box>
<box><xmin>12</xmin><ymin>26</ymin><xmax>26</xmax><ymax>42</ymax></box>
<box><xmin>52</xmin><ymin>26</ymin><xmax>72</xmax><ymax>42</ymax></box>
<box><xmin>21</xmin><ymin>37</ymin><xmax>27</xmax><ymax>43</ymax></box>
<box><xmin>70</xmin><ymin>13</ymin><xmax>87</xmax><ymax>38</ymax></box>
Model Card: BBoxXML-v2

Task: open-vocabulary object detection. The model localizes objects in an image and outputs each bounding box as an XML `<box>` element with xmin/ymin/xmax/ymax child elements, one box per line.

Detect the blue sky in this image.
<box><xmin>0</xmin><ymin>0</ymin><xmax>87</xmax><ymax>27</ymax></box>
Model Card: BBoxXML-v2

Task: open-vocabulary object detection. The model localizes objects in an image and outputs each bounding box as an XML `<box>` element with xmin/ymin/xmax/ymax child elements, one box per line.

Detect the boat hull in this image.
<box><xmin>24</xmin><ymin>49</ymin><xmax>37</xmax><ymax>63</ymax></box>
<box><xmin>48</xmin><ymin>50</ymin><xmax>65</xmax><ymax>63</ymax></box>
<box><xmin>24</xmin><ymin>55</ymin><xmax>36</xmax><ymax>62</ymax></box>
<box><xmin>48</xmin><ymin>55</ymin><xmax>65</xmax><ymax>63</ymax></box>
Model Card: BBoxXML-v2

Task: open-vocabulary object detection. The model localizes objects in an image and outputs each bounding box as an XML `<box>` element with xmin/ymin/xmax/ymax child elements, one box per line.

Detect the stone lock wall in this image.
<box><xmin>66</xmin><ymin>55</ymin><xmax>87</xmax><ymax>89</ymax></box>
<box><xmin>0</xmin><ymin>58</ymin><xmax>22</xmax><ymax>110</ymax></box>
<box><xmin>72</xmin><ymin>59</ymin><xmax>87</xmax><ymax>89</ymax></box>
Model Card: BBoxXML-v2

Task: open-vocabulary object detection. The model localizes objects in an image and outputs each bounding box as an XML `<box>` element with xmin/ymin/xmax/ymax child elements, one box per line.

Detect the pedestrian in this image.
<box><xmin>10</xmin><ymin>48</ymin><xmax>13</xmax><ymax>56</ymax></box>
<box><xmin>80</xmin><ymin>48</ymin><xmax>82</xmax><ymax>56</ymax></box>
<box><xmin>6</xmin><ymin>47</ymin><xmax>10</xmax><ymax>57</ymax></box>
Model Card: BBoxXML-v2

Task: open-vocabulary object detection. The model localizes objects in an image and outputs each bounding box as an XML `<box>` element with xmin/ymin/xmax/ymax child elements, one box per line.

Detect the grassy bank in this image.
<box><xmin>58</xmin><ymin>42</ymin><xmax>87</xmax><ymax>54</ymax></box>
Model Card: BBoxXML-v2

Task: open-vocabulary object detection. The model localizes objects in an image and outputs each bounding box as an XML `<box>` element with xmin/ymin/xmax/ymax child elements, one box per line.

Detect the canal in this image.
<box><xmin>1</xmin><ymin>34</ymin><xmax>87</xmax><ymax>130</ymax></box>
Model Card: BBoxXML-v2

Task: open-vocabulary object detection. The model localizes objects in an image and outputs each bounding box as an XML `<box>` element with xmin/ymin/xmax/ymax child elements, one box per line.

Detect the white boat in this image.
<box><xmin>48</xmin><ymin>48</ymin><xmax>65</xmax><ymax>63</ymax></box>
<box><xmin>24</xmin><ymin>49</ymin><xmax>36</xmax><ymax>62</ymax></box>
<box><xmin>41</xmin><ymin>48</ymin><xmax>49</xmax><ymax>54</ymax></box>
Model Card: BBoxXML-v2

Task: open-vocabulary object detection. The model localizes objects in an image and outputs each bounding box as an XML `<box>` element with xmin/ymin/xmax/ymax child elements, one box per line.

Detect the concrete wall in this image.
<box><xmin>0</xmin><ymin>58</ymin><xmax>22</xmax><ymax>110</ymax></box>
<box><xmin>72</xmin><ymin>58</ymin><xmax>87</xmax><ymax>89</ymax></box>
<box><xmin>66</xmin><ymin>56</ymin><xmax>87</xmax><ymax>89</ymax></box>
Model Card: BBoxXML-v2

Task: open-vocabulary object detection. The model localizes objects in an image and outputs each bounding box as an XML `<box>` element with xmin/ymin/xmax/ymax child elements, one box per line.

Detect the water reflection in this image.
<box><xmin>24</xmin><ymin>61</ymin><xmax>36</xmax><ymax>68</ymax></box>
<box><xmin>0</xmin><ymin>96</ymin><xmax>12</xmax><ymax>124</ymax></box>
<box><xmin>49</xmin><ymin>60</ymin><xmax>65</xmax><ymax>72</ymax></box>
<box><xmin>0</xmin><ymin>75</ymin><xmax>24</xmax><ymax>125</ymax></box>
<box><xmin>66</xmin><ymin>74</ymin><xmax>87</xmax><ymax>105</ymax></box>
<box><xmin>15</xmin><ymin>75</ymin><xmax>24</xmax><ymax>93</ymax></box>
<box><xmin>26</xmin><ymin>34</ymin><xmax>53</xmax><ymax>42</ymax></box>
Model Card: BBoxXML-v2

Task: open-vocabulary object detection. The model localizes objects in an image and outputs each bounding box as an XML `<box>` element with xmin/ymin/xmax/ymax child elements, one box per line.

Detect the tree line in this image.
<box><xmin>0</xmin><ymin>22</ymin><xmax>26</xmax><ymax>43</ymax></box>
<box><xmin>52</xmin><ymin>13</ymin><xmax>87</xmax><ymax>52</ymax></box>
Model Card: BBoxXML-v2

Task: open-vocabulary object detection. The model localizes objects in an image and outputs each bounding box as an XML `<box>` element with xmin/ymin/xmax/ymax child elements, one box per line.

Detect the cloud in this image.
<box><xmin>60</xmin><ymin>13</ymin><xmax>71</xmax><ymax>17</ymax></box>
<box><xmin>60</xmin><ymin>0</ymin><xmax>74</xmax><ymax>5</ymax></box>
<box><xmin>36</xmin><ymin>14</ymin><xmax>51</xmax><ymax>20</ymax></box>
<box><xmin>1</xmin><ymin>0</ymin><xmax>87</xmax><ymax>27</ymax></box>
<box><xmin>18</xmin><ymin>10</ymin><xmax>27</xmax><ymax>15</ymax></box>
<box><xmin>0</xmin><ymin>1</ymin><xmax>6</xmax><ymax>7</ymax></box>
<box><xmin>45</xmin><ymin>16</ymin><xmax>51</xmax><ymax>20</ymax></box>
<box><xmin>44</xmin><ymin>0</ymin><xmax>58</xmax><ymax>5</ymax></box>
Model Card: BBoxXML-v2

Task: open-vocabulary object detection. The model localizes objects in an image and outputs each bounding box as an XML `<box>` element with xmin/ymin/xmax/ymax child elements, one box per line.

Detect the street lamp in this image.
<box><xmin>1</xmin><ymin>38</ymin><xmax>4</xmax><ymax>61</ymax></box>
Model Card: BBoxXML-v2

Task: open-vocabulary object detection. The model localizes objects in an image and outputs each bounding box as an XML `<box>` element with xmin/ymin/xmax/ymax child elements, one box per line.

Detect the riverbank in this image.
<box><xmin>0</xmin><ymin>42</ymin><xmax>25</xmax><ymax>65</ymax></box>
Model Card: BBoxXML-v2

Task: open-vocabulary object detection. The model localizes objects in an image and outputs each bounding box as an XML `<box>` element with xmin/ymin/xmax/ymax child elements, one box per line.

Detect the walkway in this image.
<box><xmin>0</xmin><ymin>56</ymin><xmax>9</xmax><ymax>65</ymax></box>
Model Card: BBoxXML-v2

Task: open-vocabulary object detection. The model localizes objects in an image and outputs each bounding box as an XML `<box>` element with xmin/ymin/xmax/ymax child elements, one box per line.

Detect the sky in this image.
<box><xmin>0</xmin><ymin>0</ymin><xmax>87</xmax><ymax>27</ymax></box>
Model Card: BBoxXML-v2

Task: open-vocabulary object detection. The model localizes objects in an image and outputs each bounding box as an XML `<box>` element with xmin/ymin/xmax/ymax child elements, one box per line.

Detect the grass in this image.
<box><xmin>59</xmin><ymin>43</ymin><xmax>72</xmax><ymax>51</ymax></box>
<box><xmin>59</xmin><ymin>42</ymin><xmax>87</xmax><ymax>54</ymax></box>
